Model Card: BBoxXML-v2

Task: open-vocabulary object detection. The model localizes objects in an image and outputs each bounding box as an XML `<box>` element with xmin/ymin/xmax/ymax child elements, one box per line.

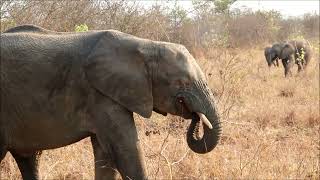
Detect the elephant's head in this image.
<box><xmin>264</xmin><ymin>47</ymin><xmax>276</xmax><ymax>67</ymax></box>
<box><xmin>85</xmin><ymin>31</ymin><xmax>221</xmax><ymax>154</ymax></box>
<box><xmin>280</xmin><ymin>43</ymin><xmax>295</xmax><ymax>61</ymax></box>
<box><xmin>145</xmin><ymin>42</ymin><xmax>221</xmax><ymax>153</ymax></box>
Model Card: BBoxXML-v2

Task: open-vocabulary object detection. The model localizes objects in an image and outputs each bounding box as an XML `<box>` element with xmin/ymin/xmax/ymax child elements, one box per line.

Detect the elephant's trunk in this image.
<box><xmin>186</xmin><ymin>93</ymin><xmax>221</xmax><ymax>154</ymax></box>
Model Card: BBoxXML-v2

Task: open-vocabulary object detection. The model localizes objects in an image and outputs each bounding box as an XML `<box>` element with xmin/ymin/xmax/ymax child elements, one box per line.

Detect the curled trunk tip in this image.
<box><xmin>187</xmin><ymin>113</ymin><xmax>221</xmax><ymax>154</ymax></box>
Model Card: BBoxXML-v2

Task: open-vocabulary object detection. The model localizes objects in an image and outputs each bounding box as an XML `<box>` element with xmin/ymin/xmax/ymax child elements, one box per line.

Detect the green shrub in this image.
<box><xmin>75</xmin><ymin>24</ymin><xmax>89</xmax><ymax>32</ymax></box>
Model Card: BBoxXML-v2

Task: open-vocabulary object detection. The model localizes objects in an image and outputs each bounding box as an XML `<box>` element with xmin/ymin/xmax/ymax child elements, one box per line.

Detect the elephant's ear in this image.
<box><xmin>280</xmin><ymin>43</ymin><xmax>295</xmax><ymax>59</ymax></box>
<box><xmin>84</xmin><ymin>35</ymin><xmax>153</xmax><ymax>118</ymax></box>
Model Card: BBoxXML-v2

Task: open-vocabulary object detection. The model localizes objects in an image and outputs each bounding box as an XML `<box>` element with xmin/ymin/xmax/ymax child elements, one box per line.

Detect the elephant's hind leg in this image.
<box><xmin>0</xmin><ymin>148</ymin><xmax>7</xmax><ymax>162</ymax></box>
<box><xmin>0</xmin><ymin>140</ymin><xmax>8</xmax><ymax>162</ymax></box>
<box><xmin>91</xmin><ymin>135</ymin><xmax>120</xmax><ymax>180</ymax></box>
<box><xmin>11</xmin><ymin>151</ymin><xmax>42</xmax><ymax>180</ymax></box>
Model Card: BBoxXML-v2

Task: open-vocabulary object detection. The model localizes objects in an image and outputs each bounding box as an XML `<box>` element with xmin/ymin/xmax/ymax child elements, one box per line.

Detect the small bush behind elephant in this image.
<box><xmin>264</xmin><ymin>40</ymin><xmax>312</xmax><ymax>77</ymax></box>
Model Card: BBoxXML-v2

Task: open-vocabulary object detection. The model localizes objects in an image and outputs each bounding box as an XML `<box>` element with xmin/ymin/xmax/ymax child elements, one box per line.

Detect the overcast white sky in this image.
<box><xmin>142</xmin><ymin>1</ymin><xmax>319</xmax><ymax>17</ymax></box>
<box><xmin>232</xmin><ymin>0</ymin><xmax>319</xmax><ymax>17</ymax></box>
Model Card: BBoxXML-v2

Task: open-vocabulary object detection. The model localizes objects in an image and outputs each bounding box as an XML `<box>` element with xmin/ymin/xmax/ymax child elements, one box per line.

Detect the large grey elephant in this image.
<box><xmin>0</xmin><ymin>25</ymin><xmax>221</xmax><ymax>180</ymax></box>
<box><xmin>264</xmin><ymin>41</ymin><xmax>311</xmax><ymax>77</ymax></box>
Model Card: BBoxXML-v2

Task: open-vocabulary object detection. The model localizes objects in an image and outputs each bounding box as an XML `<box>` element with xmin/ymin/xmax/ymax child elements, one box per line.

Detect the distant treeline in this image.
<box><xmin>1</xmin><ymin>0</ymin><xmax>319</xmax><ymax>49</ymax></box>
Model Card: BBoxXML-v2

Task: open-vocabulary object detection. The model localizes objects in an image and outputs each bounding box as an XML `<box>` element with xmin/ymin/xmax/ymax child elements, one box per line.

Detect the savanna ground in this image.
<box><xmin>1</xmin><ymin>0</ymin><xmax>319</xmax><ymax>179</ymax></box>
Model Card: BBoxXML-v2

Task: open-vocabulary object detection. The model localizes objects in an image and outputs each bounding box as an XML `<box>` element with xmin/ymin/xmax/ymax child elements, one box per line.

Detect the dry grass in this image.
<box><xmin>1</xmin><ymin>46</ymin><xmax>319</xmax><ymax>179</ymax></box>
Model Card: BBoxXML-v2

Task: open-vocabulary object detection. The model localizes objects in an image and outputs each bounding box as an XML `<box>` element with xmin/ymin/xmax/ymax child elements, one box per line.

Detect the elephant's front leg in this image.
<box><xmin>297</xmin><ymin>63</ymin><xmax>303</xmax><ymax>73</ymax></box>
<box><xmin>91</xmin><ymin>135</ymin><xmax>120</xmax><ymax>180</ymax></box>
<box><xmin>0</xmin><ymin>141</ymin><xmax>7</xmax><ymax>162</ymax></box>
<box><xmin>282</xmin><ymin>58</ymin><xmax>294</xmax><ymax>77</ymax></box>
<box><xmin>89</xmin><ymin>96</ymin><xmax>147</xmax><ymax>180</ymax></box>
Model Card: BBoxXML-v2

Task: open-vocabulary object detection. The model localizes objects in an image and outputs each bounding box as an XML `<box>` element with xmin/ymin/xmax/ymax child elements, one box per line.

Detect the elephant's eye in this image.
<box><xmin>177</xmin><ymin>97</ymin><xmax>184</xmax><ymax>103</ymax></box>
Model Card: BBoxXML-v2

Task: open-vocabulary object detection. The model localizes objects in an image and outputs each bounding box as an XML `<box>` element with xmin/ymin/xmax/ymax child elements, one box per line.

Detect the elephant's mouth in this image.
<box><xmin>153</xmin><ymin>108</ymin><xmax>167</xmax><ymax>116</ymax></box>
<box><xmin>175</xmin><ymin>97</ymin><xmax>193</xmax><ymax>119</ymax></box>
<box><xmin>176</xmin><ymin>97</ymin><xmax>213</xmax><ymax>130</ymax></box>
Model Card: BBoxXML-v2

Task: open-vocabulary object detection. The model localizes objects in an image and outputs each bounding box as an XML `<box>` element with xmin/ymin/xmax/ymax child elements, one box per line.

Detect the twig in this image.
<box><xmin>220</xmin><ymin>120</ymin><xmax>254</xmax><ymax>127</ymax></box>
<box><xmin>43</xmin><ymin>161</ymin><xmax>61</xmax><ymax>180</ymax></box>
<box><xmin>154</xmin><ymin>128</ymin><xmax>171</xmax><ymax>179</ymax></box>
<box><xmin>171</xmin><ymin>149</ymin><xmax>190</xmax><ymax>166</ymax></box>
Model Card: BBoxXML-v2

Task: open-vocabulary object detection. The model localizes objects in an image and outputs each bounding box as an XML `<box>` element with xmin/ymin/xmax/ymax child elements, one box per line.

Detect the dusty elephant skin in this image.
<box><xmin>0</xmin><ymin>25</ymin><xmax>221</xmax><ymax>180</ymax></box>
<box><xmin>264</xmin><ymin>41</ymin><xmax>312</xmax><ymax>77</ymax></box>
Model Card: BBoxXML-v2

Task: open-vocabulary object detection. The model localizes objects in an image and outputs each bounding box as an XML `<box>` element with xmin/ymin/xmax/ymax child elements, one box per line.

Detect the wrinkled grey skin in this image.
<box><xmin>0</xmin><ymin>25</ymin><xmax>221</xmax><ymax>180</ymax></box>
<box><xmin>264</xmin><ymin>41</ymin><xmax>312</xmax><ymax>77</ymax></box>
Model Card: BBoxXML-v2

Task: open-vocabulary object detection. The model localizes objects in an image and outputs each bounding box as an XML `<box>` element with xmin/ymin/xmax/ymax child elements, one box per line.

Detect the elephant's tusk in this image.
<box><xmin>196</xmin><ymin>112</ymin><xmax>213</xmax><ymax>129</ymax></box>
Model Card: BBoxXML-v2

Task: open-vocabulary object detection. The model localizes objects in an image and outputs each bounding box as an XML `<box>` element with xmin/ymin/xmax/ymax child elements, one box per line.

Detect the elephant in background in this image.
<box><xmin>264</xmin><ymin>40</ymin><xmax>312</xmax><ymax>77</ymax></box>
<box><xmin>0</xmin><ymin>25</ymin><xmax>221</xmax><ymax>180</ymax></box>
<box><xmin>264</xmin><ymin>43</ymin><xmax>283</xmax><ymax>67</ymax></box>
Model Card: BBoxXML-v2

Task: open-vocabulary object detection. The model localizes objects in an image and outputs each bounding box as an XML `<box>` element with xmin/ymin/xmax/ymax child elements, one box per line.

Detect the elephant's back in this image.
<box><xmin>0</xmin><ymin>32</ymin><xmax>97</xmax><ymax>121</ymax></box>
<box><xmin>289</xmin><ymin>40</ymin><xmax>311</xmax><ymax>52</ymax></box>
<box><xmin>1</xmin><ymin>32</ymin><xmax>91</xmax><ymax>55</ymax></box>
<box><xmin>271</xmin><ymin>43</ymin><xmax>285</xmax><ymax>55</ymax></box>
<box><xmin>4</xmin><ymin>24</ymin><xmax>55</xmax><ymax>34</ymax></box>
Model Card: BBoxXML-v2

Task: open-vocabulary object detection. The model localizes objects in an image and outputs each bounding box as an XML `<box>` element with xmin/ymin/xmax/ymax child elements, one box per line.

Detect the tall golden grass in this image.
<box><xmin>1</xmin><ymin>46</ymin><xmax>319</xmax><ymax>179</ymax></box>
